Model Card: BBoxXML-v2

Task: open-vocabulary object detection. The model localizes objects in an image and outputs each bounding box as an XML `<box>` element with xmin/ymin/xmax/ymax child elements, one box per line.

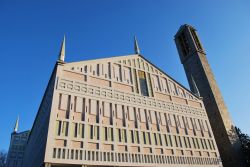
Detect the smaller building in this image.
<box><xmin>6</xmin><ymin>117</ymin><xmax>30</xmax><ymax>167</ymax></box>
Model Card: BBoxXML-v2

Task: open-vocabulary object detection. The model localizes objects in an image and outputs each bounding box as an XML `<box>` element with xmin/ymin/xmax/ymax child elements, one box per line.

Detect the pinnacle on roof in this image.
<box><xmin>58</xmin><ymin>35</ymin><xmax>65</xmax><ymax>62</ymax></box>
<box><xmin>134</xmin><ymin>36</ymin><xmax>140</xmax><ymax>55</ymax></box>
<box><xmin>13</xmin><ymin>116</ymin><xmax>19</xmax><ymax>133</ymax></box>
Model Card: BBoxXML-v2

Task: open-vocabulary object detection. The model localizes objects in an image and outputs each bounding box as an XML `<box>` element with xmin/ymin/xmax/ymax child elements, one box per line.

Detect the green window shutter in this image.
<box><xmin>55</xmin><ymin>121</ymin><xmax>59</xmax><ymax>136</ymax></box>
<box><xmin>71</xmin><ymin>123</ymin><xmax>75</xmax><ymax>137</ymax></box>
<box><xmin>88</xmin><ymin>125</ymin><xmax>91</xmax><ymax>139</ymax></box>
<box><xmin>116</xmin><ymin>129</ymin><xmax>119</xmax><ymax>142</ymax></box>
<box><xmin>79</xmin><ymin>124</ymin><xmax>82</xmax><ymax>138</ymax></box>
<box><xmin>102</xmin><ymin>127</ymin><xmax>105</xmax><ymax>141</ymax></box>
<box><xmin>128</xmin><ymin>130</ymin><xmax>131</xmax><ymax>143</ymax></box>
<box><xmin>134</xmin><ymin>131</ymin><xmax>137</xmax><ymax>143</ymax></box>
<box><xmin>146</xmin><ymin>133</ymin><xmax>149</xmax><ymax>144</ymax></box>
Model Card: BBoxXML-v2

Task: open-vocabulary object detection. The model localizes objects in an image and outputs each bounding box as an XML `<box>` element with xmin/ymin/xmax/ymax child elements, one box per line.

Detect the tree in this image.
<box><xmin>0</xmin><ymin>150</ymin><xmax>7</xmax><ymax>167</ymax></box>
<box><xmin>235</xmin><ymin>127</ymin><xmax>250</xmax><ymax>166</ymax></box>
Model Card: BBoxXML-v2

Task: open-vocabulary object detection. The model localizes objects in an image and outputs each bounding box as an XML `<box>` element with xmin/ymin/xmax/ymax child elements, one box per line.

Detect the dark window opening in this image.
<box><xmin>190</xmin><ymin>28</ymin><xmax>202</xmax><ymax>51</ymax></box>
<box><xmin>178</xmin><ymin>32</ymin><xmax>190</xmax><ymax>57</ymax></box>
<box><xmin>138</xmin><ymin>71</ymin><xmax>149</xmax><ymax>96</ymax></box>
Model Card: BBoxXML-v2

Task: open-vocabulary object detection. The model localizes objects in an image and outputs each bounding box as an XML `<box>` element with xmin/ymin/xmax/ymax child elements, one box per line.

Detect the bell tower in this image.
<box><xmin>174</xmin><ymin>24</ymin><xmax>243</xmax><ymax>167</ymax></box>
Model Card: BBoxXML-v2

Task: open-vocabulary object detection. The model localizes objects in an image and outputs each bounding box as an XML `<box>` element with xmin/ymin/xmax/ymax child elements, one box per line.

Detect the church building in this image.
<box><xmin>6</xmin><ymin>117</ymin><xmax>30</xmax><ymax>167</ymax></box>
<box><xmin>21</xmin><ymin>25</ymin><xmax>224</xmax><ymax>167</ymax></box>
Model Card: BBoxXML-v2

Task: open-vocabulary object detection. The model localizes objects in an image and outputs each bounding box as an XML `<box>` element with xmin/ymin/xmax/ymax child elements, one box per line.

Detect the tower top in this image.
<box><xmin>58</xmin><ymin>35</ymin><xmax>65</xmax><ymax>62</ymax></box>
<box><xmin>13</xmin><ymin>116</ymin><xmax>19</xmax><ymax>133</ymax></box>
<box><xmin>174</xmin><ymin>24</ymin><xmax>205</xmax><ymax>64</ymax></box>
<box><xmin>175</xmin><ymin>24</ymin><xmax>197</xmax><ymax>35</ymax></box>
<box><xmin>134</xmin><ymin>36</ymin><xmax>140</xmax><ymax>55</ymax></box>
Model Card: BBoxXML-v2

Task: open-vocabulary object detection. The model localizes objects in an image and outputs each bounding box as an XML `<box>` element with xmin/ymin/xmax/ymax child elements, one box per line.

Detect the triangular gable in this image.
<box><xmin>60</xmin><ymin>54</ymin><xmax>199</xmax><ymax>101</ymax></box>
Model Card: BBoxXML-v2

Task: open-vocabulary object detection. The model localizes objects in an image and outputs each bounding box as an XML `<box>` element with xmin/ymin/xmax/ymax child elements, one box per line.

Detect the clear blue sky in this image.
<box><xmin>0</xmin><ymin>0</ymin><xmax>250</xmax><ymax>151</ymax></box>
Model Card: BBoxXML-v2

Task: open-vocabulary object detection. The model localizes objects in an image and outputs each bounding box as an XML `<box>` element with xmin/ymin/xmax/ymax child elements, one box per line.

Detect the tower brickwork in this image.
<box><xmin>174</xmin><ymin>24</ymin><xmax>243</xmax><ymax>167</ymax></box>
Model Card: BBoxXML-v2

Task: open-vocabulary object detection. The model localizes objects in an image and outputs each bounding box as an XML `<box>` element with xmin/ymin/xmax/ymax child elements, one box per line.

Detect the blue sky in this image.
<box><xmin>0</xmin><ymin>0</ymin><xmax>250</xmax><ymax>151</ymax></box>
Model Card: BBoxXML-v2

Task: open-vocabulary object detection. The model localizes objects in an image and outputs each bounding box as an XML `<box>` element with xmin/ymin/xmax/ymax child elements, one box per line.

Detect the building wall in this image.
<box><xmin>22</xmin><ymin>66</ymin><xmax>57</xmax><ymax>167</ymax></box>
<box><xmin>6</xmin><ymin>131</ymin><xmax>30</xmax><ymax>167</ymax></box>
<box><xmin>43</xmin><ymin>55</ymin><xmax>222</xmax><ymax>167</ymax></box>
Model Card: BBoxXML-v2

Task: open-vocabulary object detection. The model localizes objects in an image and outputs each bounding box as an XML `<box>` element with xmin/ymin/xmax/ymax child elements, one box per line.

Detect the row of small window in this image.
<box><xmin>72</xmin><ymin>61</ymin><xmax>149</xmax><ymax>88</ymax></box>
<box><xmin>113</xmin><ymin>64</ymin><xmax>133</xmax><ymax>85</ymax></box>
<box><xmin>151</xmin><ymin>72</ymin><xmax>192</xmax><ymax>99</ymax></box>
<box><xmin>8</xmin><ymin>152</ymin><xmax>24</xmax><ymax>159</ymax></box>
<box><xmin>58</xmin><ymin>95</ymin><xmax>210</xmax><ymax>134</ymax></box>
<box><xmin>12</xmin><ymin>136</ymin><xmax>29</xmax><ymax>142</ymax></box>
<box><xmin>55</xmin><ymin>121</ymin><xmax>216</xmax><ymax>151</ymax></box>
<box><xmin>74</xmin><ymin>62</ymin><xmax>132</xmax><ymax>84</ymax></box>
<box><xmin>52</xmin><ymin>148</ymin><xmax>220</xmax><ymax>165</ymax></box>
<box><xmin>6</xmin><ymin>159</ymin><xmax>22</xmax><ymax>166</ymax></box>
<box><xmin>71</xmin><ymin>63</ymin><xmax>111</xmax><ymax>79</ymax></box>
<box><xmin>82</xmin><ymin>58</ymin><xmax>155</xmax><ymax>80</ymax></box>
<box><xmin>10</xmin><ymin>145</ymin><xmax>26</xmax><ymax>151</ymax></box>
<box><xmin>70</xmin><ymin>59</ymin><xmax>191</xmax><ymax>99</ymax></box>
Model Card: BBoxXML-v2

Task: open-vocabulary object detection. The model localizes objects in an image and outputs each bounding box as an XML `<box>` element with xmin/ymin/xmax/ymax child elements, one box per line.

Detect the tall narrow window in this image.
<box><xmin>123</xmin><ymin>129</ymin><xmax>127</xmax><ymax>143</ymax></box>
<box><xmin>133</xmin><ymin>69</ymin><xmax>139</xmax><ymax>93</ymax></box>
<box><xmin>105</xmin><ymin>127</ymin><xmax>108</xmax><ymax>141</ymax></box>
<box><xmin>63</xmin><ymin>122</ymin><xmax>69</xmax><ymax>136</ymax></box>
<box><xmin>178</xmin><ymin>32</ymin><xmax>190</xmax><ymax>57</ymax></box>
<box><xmin>154</xmin><ymin>133</ymin><xmax>158</xmax><ymax>145</ymax></box>
<box><xmin>110</xmin><ymin>128</ymin><xmax>114</xmax><ymax>141</ymax></box>
<box><xmin>164</xmin><ymin>134</ymin><xmax>168</xmax><ymax>146</ymax></box>
<box><xmin>192</xmin><ymin>137</ymin><xmax>196</xmax><ymax>149</ymax></box>
<box><xmin>90</xmin><ymin>125</ymin><xmax>94</xmax><ymax>139</ymax></box>
<box><xmin>84</xmin><ymin>65</ymin><xmax>87</xmax><ymax>73</ymax></box>
<box><xmin>138</xmin><ymin>71</ymin><xmax>149</xmax><ymax>96</ymax></box>
<box><xmin>74</xmin><ymin>123</ymin><xmax>78</xmax><ymax>137</ymax></box>
<box><xmin>119</xmin><ymin>65</ymin><xmax>122</xmax><ymax>81</ymax></box>
<box><xmin>147</xmin><ymin>73</ymin><xmax>154</xmax><ymax>96</ymax></box>
<box><xmin>131</xmin><ymin>130</ymin><xmax>134</xmax><ymax>143</ymax></box>
<box><xmin>118</xmin><ymin>129</ymin><xmax>122</xmax><ymax>142</ymax></box>
<box><xmin>56</xmin><ymin>121</ymin><xmax>62</xmax><ymax>136</ymax></box>
<box><xmin>135</xmin><ymin>131</ymin><xmax>140</xmax><ymax>144</ymax></box>
<box><xmin>82</xmin><ymin>98</ymin><xmax>86</xmax><ymax>121</ymax></box>
<box><xmin>110</xmin><ymin>103</ymin><xmax>113</xmax><ymax>125</ymax></box>
<box><xmin>143</xmin><ymin>132</ymin><xmax>146</xmax><ymax>144</ymax></box>
<box><xmin>108</xmin><ymin>62</ymin><xmax>111</xmax><ymax>79</ymax></box>
<box><xmin>97</xmin><ymin>64</ymin><xmax>100</xmax><ymax>76</ymax></box>
<box><xmin>122</xmin><ymin>105</ymin><xmax>126</xmax><ymax>127</ymax></box>
<box><xmin>147</xmin><ymin>132</ymin><xmax>151</xmax><ymax>145</ymax></box>
<box><xmin>158</xmin><ymin>134</ymin><xmax>162</xmax><ymax>146</ymax></box>
<box><xmin>169</xmin><ymin>135</ymin><xmax>173</xmax><ymax>147</ymax></box>
<box><xmin>96</xmin><ymin>126</ymin><xmax>99</xmax><ymax>140</ymax></box>
<box><xmin>190</xmin><ymin>28</ymin><xmax>202</xmax><ymax>50</ymax></box>
<box><xmin>96</xmin><ymin>100</ymin><xmax>99</xmax><ymax>123</ymax></box>
<box><xmin>81</xmin><ymin>124</ymin><xmax>84</xmax><ymax>138</ymax></box>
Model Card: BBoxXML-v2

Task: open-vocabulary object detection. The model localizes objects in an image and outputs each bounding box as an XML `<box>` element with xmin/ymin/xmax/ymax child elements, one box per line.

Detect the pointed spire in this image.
<box><xmin>134</xmin><ymin>36</ymin><xmax>140</xmax><ymax>54</ymax></box>
<box><xmin>190</xmin><ymin>75</ymin><xmax>200</xmax><ymax>97</ymax></box>
<box><xmin>58</xmin><ymin>35</ymin><xmax>65</xmax><ymax>62</ymax></box>
<box><xmin>14</xmin><ymin>116</ymin><xmax>19</xmax><ymax>133</ymax></box>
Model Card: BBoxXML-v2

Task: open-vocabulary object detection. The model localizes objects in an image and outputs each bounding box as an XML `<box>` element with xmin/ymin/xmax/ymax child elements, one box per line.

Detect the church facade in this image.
<box><xmin>21</xmin><ymin>26</ymin><xmax>224</xmax><ymax>167</ymax></box>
